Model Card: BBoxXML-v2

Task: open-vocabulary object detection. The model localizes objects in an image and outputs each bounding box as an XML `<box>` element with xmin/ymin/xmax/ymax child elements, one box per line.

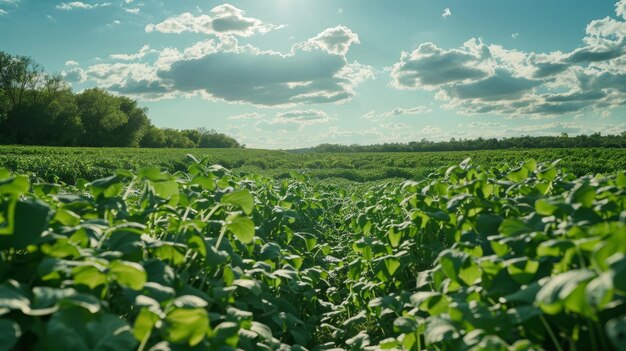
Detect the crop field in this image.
<box><xmin>0</xmin><ymin>146</ymin><xmax>625</xmax><ymax>184</ymax></box>
<box><xmin>0</xmin><ymin>148</ymin><xmax>625</xmax><ymax>350</ymax></box>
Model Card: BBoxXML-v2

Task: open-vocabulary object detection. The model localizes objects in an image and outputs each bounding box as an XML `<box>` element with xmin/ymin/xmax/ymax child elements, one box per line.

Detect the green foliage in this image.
<box><xmin>0</xmin><ymin>51</ymin><xmax>242</xmax><ymax>149</ymax></box>
<box><xmin>1</xmin><ymin>146</ymin><xmax>624</xmax><ymax>185</ymax></box>
<box><xmin>0</xmin><ymin>156</ymin><xmax>625</xmax><ymax>350</ymax></box>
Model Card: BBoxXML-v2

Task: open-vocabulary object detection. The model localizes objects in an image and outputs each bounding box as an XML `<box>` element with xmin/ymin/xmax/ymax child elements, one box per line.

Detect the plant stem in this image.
<box><xmin>540</xmin><ymin>315</ymin><xmax>563</xmax><ymax>351</ymax></box>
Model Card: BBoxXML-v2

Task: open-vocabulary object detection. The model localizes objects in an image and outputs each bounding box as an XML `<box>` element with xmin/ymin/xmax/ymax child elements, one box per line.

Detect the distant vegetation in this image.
<box><xmin>0</xmin><ymin>51</ymin><xmax>242</xmax><ymax>148</ymax></box>
<box><xmin>1</xmin><ymin>146</ymin><xmax>624</xmax><ymax>184</ymax></box>
<box><xmin>306</xmin><ymin>132</ymin><xmax>626</xmax><ymax>153</ymax></box>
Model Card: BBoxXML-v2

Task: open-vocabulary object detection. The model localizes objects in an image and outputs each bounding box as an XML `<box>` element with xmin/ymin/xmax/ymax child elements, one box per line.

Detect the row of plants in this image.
<box><xmin>0</xmin><ymin>155</ymin><xmax>625</xmax><ymax>350</ymax></box>
<box><xmin>1</xmin><ymin>146</ymin><xmax>625</xmax><ymax>184</ymax></box>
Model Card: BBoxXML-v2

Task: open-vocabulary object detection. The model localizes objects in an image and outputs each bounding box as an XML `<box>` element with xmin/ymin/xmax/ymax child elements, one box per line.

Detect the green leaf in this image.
<box><xmin>73</xmin><ymin>264</ymin><xmax>108</xmax><ymax>289</ymax></box>
<box><xmin>393</xmin><ymin>317</ymin><xmax>419</xmax><ymax>333</ymax></box>
<box><xmin>0</xmin><ymin>175</ymin><xmax>29</xmax><ymax>196</ymax></box>
<box><xmin>151</xmin><ymin>181</ymin><xmax>179</xmax><ymax>206</ymax></box>
<box><xmin>522</xmin><ymin>159</ymin><xmax>537</xmax><ymax>172</ymax></box>
<box><xmin>109</xmin><ymin>261</ymin><xmax>147</xmax><ymax>290</ymax></box>
<box><xmin>606</xmin><ymin>316</ymin><xmax>626</xmax><ymax>351</ymax></box>
<box><xmin>90</xmin><ymin>175</ymin><xmax>123</xmax><ymax>199</ymax></box>
<box><xmin>508</xmin><ymin>167</ymin><xmax>528</xmax><ymax>182</ymax></box>
<box><xmin>221</xmin><ymin>189</ymin><xmax>254</xmax><ymax>215</ymax></box>
<box><xmin>133</xmin><ymin>308</ymin><xmax>160</xmax><ymax>342</ymax></box>
<box><xmin>499</xmin><ymin>218</ymin><xmax>531</xmax><ymax>236</ymax></box>
<box><xmin>536</xmin><ymin>269</ymin><xmax>595</xmax><ymax>315</ymax></box>
<box><xmin>43</xmin><ymin>308</ymin><xmax>137</xmax><ymax>351</ymax></box>
<box><xmin>0</xmin><ymin>198</ymin><xmax>51</xmax><ymax>250</ymax></box>
<box><xmin>538</xmin><ymin>166</ymin><xmax>557</xmax><ymax>182</ymax></box>
<box><xmin>232</xmin><ymin>279</ymin><xmax>262</xmax><ymax>296</ymax></box>
<box><xmin>0</xmin><ymin>280</ymin><xmax>30</xmax><ymax>314</ymax></box>
<box><xmin>506</xmin><ymin>258</ymin><xmax>539</xmax><ymax>285</ymax></box>
<box><xmin>226</xmin><ymin>214</ymin><xmax>255</xmax><ymax>244</ymax></box>
<box><xmin>191</xmin><ymin>175</ymin><xmax>215</xmax><ymax>191</ymax></box>
<box><xmin>0</xmin><ymin>319</ymin><xmax>21</xmax><ymax>351</ymax></box>
<box><xmin>535</xmin><ymin>199</ymin><xmax>558</xmax><ymax>216</ymax></box>
<box><xmin>163</xmin><ymin>308</ymin><xmax>209</xmax><ymax>346</ymax></box>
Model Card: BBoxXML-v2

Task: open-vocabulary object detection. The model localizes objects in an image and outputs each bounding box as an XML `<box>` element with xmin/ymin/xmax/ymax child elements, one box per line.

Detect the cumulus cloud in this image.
<box><xmin>110</xmin><ymin>44</ymin><xmax>154</xmax><ymax>61</ymax></box>
<box><xmin>390</xmin><ymin>0</ymin><xmax>626</xmax><ymax>118</ymax></box>
<box><xmin>442</xmin><ymin>8</ymin><xmax>451</xmax><ymax>18</ymax></box>
<box><xmin>62</xmin><ymin>67</ymin><xmax>86</xmax><ymax>83</ymax></box>
<box><xmin>64</xmin><ymin>6</ymin><xmax>372</xmax><ymax>106</ymax></box>
<box><xmin>124</xmin><ymin>8</ymin><xmax>139</xmax><ymax>14</ymax></box>
<box><xmin>274</xmin><ymin>109</ymin><xmax>331</xmax><ymax>124</ymax></box>
<box><xmin>227</xmin><ymin>112</ymin><xmax>264</xmax><ymax>120</ymax></box>
<box><xmin>363</xmin><ymin>105</ymin><xmax>432</xmax><ymax>120</ymax></box>
<box><xmin>297</xmin><ymin>25</ymin><xmax>360</xmax><ymax>56</ymax></box>
<box><xmin>254</xmin><ymin>110</ymin><xmax>331</xmax><ymax>133</ymax></box>
<box><xmin>56</xmin><ymin>2</ymin><xmax>111</xmax><ymax>10</ymax></box>
<box><xmin>145</xmin><ymin>4</ymin><xmax>282</xmax><ymax>37</ymax></box>
<box><xmin>392</xmin><ymin>40</ymin><xmax>493</xmax><ymax>90</ymax></box>
<box><xmin>0</xmin><ymin>9</ymin><xmax>7</xmax><ymax>15</ymax></box>
<box><xmin>380</xmin><ymin>106</ymin><xmax>432</xmax><ymax>117</ymax></box>
<box><xmin>148</xmin><ymin>30</ymin><xmax>372</xmax><ymax>106</ymax></box>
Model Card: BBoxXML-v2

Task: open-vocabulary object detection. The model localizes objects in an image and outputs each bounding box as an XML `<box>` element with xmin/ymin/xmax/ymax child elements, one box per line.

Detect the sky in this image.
<box><xmin>1</xmin><ymin>0</ymin><xmax>626</xmax><ymax>149</ymax></box>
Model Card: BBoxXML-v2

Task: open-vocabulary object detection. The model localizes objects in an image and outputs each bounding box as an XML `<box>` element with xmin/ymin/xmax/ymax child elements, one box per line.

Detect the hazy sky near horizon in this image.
<box><xmin>1</xmin><ymin>0</ymin><xmax>626</xmax><ymax>148</ymax></box>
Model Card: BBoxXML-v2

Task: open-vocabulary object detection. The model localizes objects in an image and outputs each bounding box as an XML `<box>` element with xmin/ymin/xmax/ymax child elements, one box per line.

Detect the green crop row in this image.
<box><xmin>0</xmin><ymin>155</ymin><xmax>625</xmax><ymax>350</ymax></box>
<box><xmin>1</xmin><ymin>146</ymin><xmax>625</xmax><ymax>184</ymax></box>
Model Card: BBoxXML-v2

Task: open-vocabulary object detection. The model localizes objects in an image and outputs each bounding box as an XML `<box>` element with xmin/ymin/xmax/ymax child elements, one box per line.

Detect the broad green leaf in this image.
<box><xmin>163</xmin><ymin>308</ymin><xmax>209</xmax><ymax>346</ymax></box>
<box><xmin>232</xmin><ymin>279</ymin><xmax>262</xmax><ymax>296</ymax></box>
<box><xmin>606</xmin><ymin>316</ymin><xmax>626</xmax><ymax>351</ymax></box>
<box><xmin>507</xmin><ymin>167</ymin><xmax>528</xmax><ymax>182</ymax></box>
<box><xmin>0</xmin><ymin>198</ymin><xmax>50</xmax><ymax>250</ymax></box>
<box><xmin>393</xmin><ymin>317</ymin><xmax>419</xmax><ymax>333</ymax></box>
<box><xmin>90</xmin><ymin>175</ymin><xmax>123</xmax><ymax>198</ymax></box>
<box><xmin>109</xmin><ymin>261</ymin><xmax>147</xmax><ymax>290</ymax></box>
<box><xmin>0</xmin><ymin>319</ymin><xmax>21</xmax><ymax>351</ymax></box>
<box><xmin>535</xmin><ymin>199</ymin><xmax>558</xmax><ymax>216</ymax></box>
<box><xmin>221</xmin><ymin>189</ymin><xmax>254</xmax><ymax>215</ymax></box>
<box><xmin>499</xmin><ymin>219</ymin><xmax>531</xmax><ymax>236</ymax></box>
<box><xmin>226</xmin><ymin>214</ymin><xmax>255</xmax><ymax>244</ymax></box>
<box><xmin>536</xmin><ymin>269</ymin><xmax>595</xmax><ymax>315</ymax></box>
<box><xmin>0</xmin><ymin>175</ymin><xmax>29</xmax><ymax>196</ymax></box>
<box><xmin>44</xmin><ymin>308</ymin><xmax>137</xmax><ymax>351</ymax></box>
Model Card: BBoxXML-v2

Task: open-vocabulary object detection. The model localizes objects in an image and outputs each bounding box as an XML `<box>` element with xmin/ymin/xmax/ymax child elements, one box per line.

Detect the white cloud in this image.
<box><xmin>380</xmin><ymin>106</ymin><xmax>432</xmax><ymax>118</ymax></box>
<box><xmin>297</xmin><ymin>25</ymin><xmax>360</xmax><ymax>56</ymax></box>
<box><xmin>124</xmin><ymin>8</ymin><xmax>139</xmax><ymax>14</ymax></box>
<box><xmin>67</xmin><ymin>8</ymin><xmax>372</xmax><ymax>106</ymax></box>
<box><xmin>145</xmin><ymin>4</ymin><xmax>282</xmax><ymax>37</ymax></box>
<box><xmin>363</xmin><ymin>106</ymin><xmax>432</xmax><ymax>120</ymax></box>
<box><xmin>442</xmin><ymin>8</ymin><xmax>452</xmax><ymax>18</ymax></box>
<box><xmin>56</xmin><ymin>2</ymin><xmax>111</xmax><ymax>10</ymax></box>
<box><xmin>110</xmin><ymin>44</ymin><xmax>153</xmax><ymax>61</ymax></box>
<box><xmin>617</xmin><ymin>0</ymin><xmax>626</xmax><ymax>19</ymax></box>
<box><xmin>512</xmin><ymin>32</ymin><xmax>520</xmax><ymax>39</ymax></box>
<box><xmin>0</xmin><ymin>9</ymin><xmax>7</xmax><ymax>15</ymax></box>
<box><xmin>390</xmin><ymin>1</ymin><xmax>626</xmax><ymax>118</ymax></box>
<box><xmin>65</xmin><ymin>60</ymin><xmax>79</xmax><ymax>66</ymax></box>
<box><xmin>274</xmin><ymin>109</ymin><xmax>331</xmax><ymax>124</ymax></box>
<box><xmin>62</xmin><ymin>67</ymin><xmax>86</xmax><ymax>83</ymax></box>
<box><xmin>227</xmin><ymin>112</ymin><xmax>264</xmax><ymax>120</ymax></box>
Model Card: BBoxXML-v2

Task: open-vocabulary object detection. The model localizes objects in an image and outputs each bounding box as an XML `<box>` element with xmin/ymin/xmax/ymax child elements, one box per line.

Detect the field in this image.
<box><xmin>0</xmin><ymin>147</ymin><xmax>626</xmax><ymax>350</ymax></box>
<box><xmin>1</xmin><ymin>146</ymin><xmax>625</xmax><ymax>184</ymax></box>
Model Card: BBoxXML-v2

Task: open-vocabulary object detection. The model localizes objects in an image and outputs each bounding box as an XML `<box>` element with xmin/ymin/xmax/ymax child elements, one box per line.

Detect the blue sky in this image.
<box><xmin>1</xmin><ymin>0</ymin><xmax>625</xmax><ymax>148</ymax></box>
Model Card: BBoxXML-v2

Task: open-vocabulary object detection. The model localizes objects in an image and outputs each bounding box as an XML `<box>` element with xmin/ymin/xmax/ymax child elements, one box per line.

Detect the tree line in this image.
<box><xmin>307</xmin><ymin>132</ymin><xmax>626</xmax><ymax>153</ymax></box>
<box><xmin>0</xmin><ymin>51</ymin><xmax>242</xmax><ymax>148</ymax></box>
